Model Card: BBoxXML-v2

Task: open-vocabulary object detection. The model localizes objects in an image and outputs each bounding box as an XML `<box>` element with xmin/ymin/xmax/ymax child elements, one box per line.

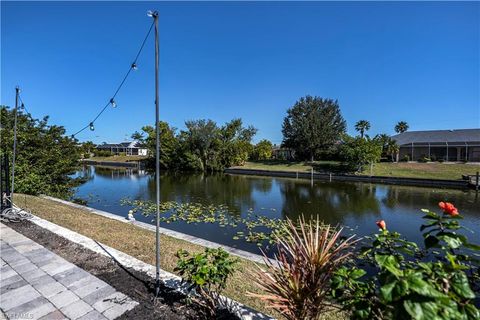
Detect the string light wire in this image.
<box><xmin>71</xmin><ymin>20</ymin><xmax>155</xmax><ymax>137</ymax></box>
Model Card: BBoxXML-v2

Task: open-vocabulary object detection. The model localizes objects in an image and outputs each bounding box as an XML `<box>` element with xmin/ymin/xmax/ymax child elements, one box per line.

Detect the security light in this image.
<box><xmin>131</xmin><ymin>62</ymin><xmax>138</xmax><ymax>70</ymax></box>
<box><xmin>110</xmin><ymin>98</ymin><xmax>117</xmax><ymax>108</ymax></box>
<box><xmin>89</xmin><ymin>122</ymin><xmax>95</xmax><ymax>131</ymax></box>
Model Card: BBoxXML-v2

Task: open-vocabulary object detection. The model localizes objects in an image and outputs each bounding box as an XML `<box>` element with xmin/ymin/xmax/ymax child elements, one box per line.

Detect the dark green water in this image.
<box><xmin>74</xmin><ymin>165</ymin><xmax>480</xmax><ymax>254</ymax></box>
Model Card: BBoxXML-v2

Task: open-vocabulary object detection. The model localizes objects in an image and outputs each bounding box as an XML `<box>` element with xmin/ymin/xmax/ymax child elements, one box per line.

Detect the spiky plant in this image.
<box><xmin>249</xmin><ymin>216</ymin><xmax>356</xmax><ymax>320</ymax></box>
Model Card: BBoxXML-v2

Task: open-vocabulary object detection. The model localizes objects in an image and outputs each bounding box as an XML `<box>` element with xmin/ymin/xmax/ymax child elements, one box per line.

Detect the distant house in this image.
<box><xmin>272</xmin><ymin>145</ymin><xmax>295</xmax><ymax>160</ymax></box>
<box><xmin>391</xmin><ymin>129</ymin><xmax>480</xmax><ymax>162</ymax></box>
<box><xmin>96</xmin><ymin>141</ymin><xmax>148</xmax><ymax>156</ymax></box>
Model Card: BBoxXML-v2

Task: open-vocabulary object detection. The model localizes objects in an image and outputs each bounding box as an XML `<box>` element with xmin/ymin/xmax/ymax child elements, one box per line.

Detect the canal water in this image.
<box><xmin>74</xmin><ymin>165</ymin><xmax>480</xmax><ymax>254</ymax></box>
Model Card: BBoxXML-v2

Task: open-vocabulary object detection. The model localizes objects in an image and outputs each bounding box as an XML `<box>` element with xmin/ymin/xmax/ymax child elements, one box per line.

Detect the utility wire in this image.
<box><xmin>71</xmin><ymin>20</ymin><xmax>155</xmax><ymax>137</ymax></box>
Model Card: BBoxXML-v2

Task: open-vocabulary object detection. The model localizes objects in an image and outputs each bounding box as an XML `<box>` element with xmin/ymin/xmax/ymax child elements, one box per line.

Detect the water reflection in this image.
<box><xmin>74</xmin><ymin>165</ymin><xmax>480</xmax><ymax>253</ymax></box>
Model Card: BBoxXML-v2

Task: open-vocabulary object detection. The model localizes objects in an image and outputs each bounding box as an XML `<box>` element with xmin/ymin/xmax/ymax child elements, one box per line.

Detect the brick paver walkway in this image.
<box><xmin>0</xmin><ymin>223</ymin><xmax>138</xmax><ymax>320</ymax></box>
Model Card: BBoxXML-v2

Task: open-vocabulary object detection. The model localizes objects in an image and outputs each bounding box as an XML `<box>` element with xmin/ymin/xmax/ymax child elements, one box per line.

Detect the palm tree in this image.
<box><xmin>386</xmin><ymin>139</ymin><xmax>400</xmax><ymax>162</ymax></box>
<box><xmin>355</xmin><ymin>120</ymin><xmax>371</xmax><ymax>138</ymax></box>
<box><xmin>394</xmin><ymin>121</ymin><xmax>409</xmax><ymax>134</ymax></box>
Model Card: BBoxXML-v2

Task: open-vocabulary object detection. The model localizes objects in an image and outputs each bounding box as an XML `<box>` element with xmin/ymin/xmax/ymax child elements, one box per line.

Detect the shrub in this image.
<box><xmin>94</xmin><ymin>150</ymin><xmax>113</xmax><ymax>157</ymax></box>
<box><xmin>418</xmin><ymin>156</ymin><xmax>430</xmax><ymax>163</ymax></box>
<box><xmin>401</xmin><ymin>154</ymin><xmax>410</xmax><ymax>162</ymax></box>
<box><xmin>175</xmin><ymin>248</ymin><xmax>238</xmax><ymax>318</ymax></box>
<box><xmin>330</xmin><ymin>203</ymin><xmax>479</xmax><ymax>319</ymax></box>
<box><xmin>249</xmin><ymin>216</ymin><xmax>356</xmax><ymax>320</ymax></box>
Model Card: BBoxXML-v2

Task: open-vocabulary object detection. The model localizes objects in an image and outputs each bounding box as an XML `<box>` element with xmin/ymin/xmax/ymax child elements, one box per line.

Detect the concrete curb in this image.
<box><xmin>225</xmin><ymin>168</ymin><xmax>469</xmax><ymax>189</ymax></box>
<box><xmin>41</xmin><ymin>196</ymin><xmax>274</xmax><ymax>265</ymax></box>
<box><xmin>25</xmin><ymin>213</ymin><xmax>275</xmax><ymax>320</ymax></box>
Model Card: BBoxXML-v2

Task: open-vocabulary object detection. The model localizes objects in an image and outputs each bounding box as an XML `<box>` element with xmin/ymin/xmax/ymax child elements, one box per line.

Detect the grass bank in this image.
<box><xmin>235</xmin><ymin>161</ymin><xmax>479</xmax><ymax>181</ymax></box>
<box><xmin>87</xmin><ymin>155</ymin><xmax>148</xmax><ymax>162</ymax></box>
<box><xmin>15</xmin><ymin>194</ymin><xmax>343</xmax><ymax>320</ymax></box>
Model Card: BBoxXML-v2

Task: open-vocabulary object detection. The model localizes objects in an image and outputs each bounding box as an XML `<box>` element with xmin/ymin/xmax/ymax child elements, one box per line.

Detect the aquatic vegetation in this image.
<box><xmin>121</xmin><ymin>198</ymin><xmax>290</xmax><ymax>246</ymax></box>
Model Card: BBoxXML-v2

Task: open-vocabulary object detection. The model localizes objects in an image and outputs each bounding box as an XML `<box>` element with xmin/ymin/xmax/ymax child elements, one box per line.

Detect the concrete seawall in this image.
<box><xmin>80</xmin><ymin>159</ymin><xmax>143</xmax><ymax>168</ymax></box>
<box><xmin>224</xmin><ymin>168</ymin><xmax>470</xmax><ymax>189</ymax></box>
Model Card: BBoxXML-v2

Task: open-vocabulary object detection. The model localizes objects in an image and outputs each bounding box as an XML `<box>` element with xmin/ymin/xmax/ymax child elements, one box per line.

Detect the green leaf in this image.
<box><xmin>350</xmin><ymin>269</ymin><xmax>367</xmax><ymax>279</ymax></box>
<box><xmin>407</xmin><ymin>273</ymin><xmax>446</xmax><ymax>298</ymax></box>
<box><xmin>375</xmin><ymin>254</ymin><xmax>403</xmax><ymax>277</ymax></box>
<box><xmin>380</xmin><ymin>280</ymin><xmax>397</xmax><ymax>302</ymax></box>
<box><xmin>439</xmin><ymin>234</ymin><xmax>463</xmax><ymax>249</ymax></box>
<box><xmin>451</xmin><ymin>272</ymin><xmax>475</xmax><ymax>299</ymax></box>
<box><xmin>404</xmin><ymin>301</ymin><xmax>439</xmax><ymax>320</ymax></box>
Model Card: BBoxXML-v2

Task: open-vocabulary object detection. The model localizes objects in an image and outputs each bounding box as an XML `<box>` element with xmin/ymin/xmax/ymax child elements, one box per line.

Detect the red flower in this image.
<box><xmin>376</xmin><ymin>220</ymin><xmax>386</xmax><ymax>230</ymax></box>
<box><xmin>438</xmin><ymin>202</ymin><xmax>459</xmax><ymax>216</ymax></box>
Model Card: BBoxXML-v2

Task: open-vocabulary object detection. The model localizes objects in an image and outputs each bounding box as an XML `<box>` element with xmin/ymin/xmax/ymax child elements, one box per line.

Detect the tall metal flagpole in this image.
<box><xmin>148</xmin><ymin>9</ymin><xmax>161</xmax><ymax>297</ymax></box>
<box><xmin>11</xmin><ymin>86</ymin><xmax>20</xmax><ymax>204</ymax></box>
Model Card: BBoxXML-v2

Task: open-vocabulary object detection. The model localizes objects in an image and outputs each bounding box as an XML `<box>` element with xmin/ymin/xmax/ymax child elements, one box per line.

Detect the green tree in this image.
<box><xmin>355</xmin><ymin>120</ymin><xmax>371</xmax><ymax>138</ymax></box>
<box><xmin>282</xmin><ymin>95</ymin><xmax>346</xmax><ymax>161</ymax></box>
<box><xmin>80</xmin><ymin>141</ymin><xmax>96</xmax><ymax>158</ymax></box>
<box><xmin>218</xmin><ymin>118</ymin><xmax>257</xmax><ymax>168</ymax></box>
<box><xmin>183</xmin><ymin>119</ymin><xmax>220</xmax><ymax>171</ymax></box>
<box><xmin>0</xmin><ymin>106</ymin><xmax>80</xmax><ymax>198</ymax></box>
<box><xmin>341</xmin><ymin>135</ymin><xmax>382</xmax><ymax>174</ymax></box>
<box><xmin>252</xmin><ymin>139</ymin><xmax>273</xmax><ymax>160</ymax></box>
<box><xmin>394</xmin><ymin>121</ymin><xmax>409</xmax><ymax>133</ymax></box>
<box><xmin>132</xmin><ymin>122</ymin><xmax>178</xmax><ymax>169</ymax></box>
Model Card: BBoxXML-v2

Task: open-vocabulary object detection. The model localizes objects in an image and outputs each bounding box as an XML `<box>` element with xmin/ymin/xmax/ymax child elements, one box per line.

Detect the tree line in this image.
<box><xmin>282</xmin><ymin>95</ymin><xmax>409</xmax><ymax>172</ymax></box>
<box><xmin>129</xmin><ymin>118</ymin><xmax>273</xmax><ymax>172</ymax></box>
<box><xmin>88</xmin><ymin>94</ymin><xmax>409</xmax><ymax>173</ymax></box>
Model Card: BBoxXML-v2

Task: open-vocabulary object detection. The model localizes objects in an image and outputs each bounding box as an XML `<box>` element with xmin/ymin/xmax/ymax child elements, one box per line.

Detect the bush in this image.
<box><xmin>94</xmin><ymin>150</ymin><xmax>113</xmax><ymax>157</ymax></box>
<box><xmin>249</xmin><ymin>216</ymin><xmax>356</xmax><ymax>320</ymax></box>
<box><xmin>331</xmin><ymin>202</ymin><xmax>479</xmax><ymax>319</ymax></box>
<box><xmin>418</xmin><ymin>156</ymin><xmax>430</xmax><ymax>163</ymax></box>
<box><xmin>175</xmin><ymin>248</ymin><xmax>238</xmax><ymax>318</ymax></box>
<box><xmin>401</xmin><ymin>154</ymin><xmax>410</xmax><ymax>162</ymax></box>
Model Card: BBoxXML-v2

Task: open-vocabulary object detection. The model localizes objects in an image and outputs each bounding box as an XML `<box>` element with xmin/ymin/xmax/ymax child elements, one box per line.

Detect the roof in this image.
<box><xmin>392</xmin><ymin>129</ymin><xmax>480</xmax><ymax>145</ymax></box>
<box><xmin>97</xmin><ymin>141</ymin><xmax>146</xmax><ymax>149</ymax></box>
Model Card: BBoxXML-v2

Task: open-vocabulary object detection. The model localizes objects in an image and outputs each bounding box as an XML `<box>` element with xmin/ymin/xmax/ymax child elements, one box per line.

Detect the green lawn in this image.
<box><xmin>86</xmin><ymin>155</ymin><xmax>148</xmax><ymax>162</ymax></box>
<box><xmin>234</xmin><ymin>160</ymin><xmax>480</xmax><ymax>181</ymax></box>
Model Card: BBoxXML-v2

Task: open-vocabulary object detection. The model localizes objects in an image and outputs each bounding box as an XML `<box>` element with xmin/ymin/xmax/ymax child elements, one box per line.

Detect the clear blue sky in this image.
<box><xmin>2</xmin><ymin>1</ymin><xmax>479</xmax><ymax>144</ymax></box>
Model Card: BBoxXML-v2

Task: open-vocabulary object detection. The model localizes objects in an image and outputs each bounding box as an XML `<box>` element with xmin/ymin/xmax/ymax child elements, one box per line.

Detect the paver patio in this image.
<box><xmin>0</xmin><ymin>223</ymin><xmax>138</xmax><ymax>320</ymax></box>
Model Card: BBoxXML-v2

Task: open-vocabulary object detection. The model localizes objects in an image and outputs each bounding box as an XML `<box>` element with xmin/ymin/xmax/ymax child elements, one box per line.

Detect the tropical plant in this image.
<box><xmin>394</xmin><ymin>121</ymin><xmax>409</xmax><ymax>134</ymax></box>
<box><xmin>374</xmin><ymin>134</ymin><xmax>399</xmax><ymax>162</ymax></box>
<box><xmin>282</xmin><ymin>95</ymin><xmax>347</xmax><ymax>161</ymax></box>
<box><xmin>175</xmin><ymin>248</ymin><xmax>238</xmax><ymax>318</ymax></box>
<box><xmin>249</xmin><ymin>216</ymin><xmax>356</xmax><ymax>320</ymax></box>
<box><xmin>355</xmin><ymin>120</ymin><xmax>371</xmax><ymax>138</ymax></box>
<box><xmin>331</xmin><ymin>202</ymin><xmax>479</xmax><ymax>320</ymax></box>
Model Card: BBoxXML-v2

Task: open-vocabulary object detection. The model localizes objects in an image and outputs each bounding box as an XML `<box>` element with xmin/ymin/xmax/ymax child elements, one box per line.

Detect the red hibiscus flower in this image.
<box><xmin>376</xmin><ymin>220</ymin><xmax>386</xmax><ymax>230</ymax></box>
<box><xmin>438</xmin><ymin>202</ymin><xmax>459</xmax><ymax>216</ymax></box>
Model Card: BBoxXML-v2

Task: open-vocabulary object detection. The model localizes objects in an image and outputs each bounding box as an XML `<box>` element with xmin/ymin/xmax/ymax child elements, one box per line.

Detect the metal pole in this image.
<box><xmin>151</xmin><ymin>10</ymin><xmax>161</xmax><ymax>297</ymax></box>
<box><xmin>476</xmin><ymin>171</ymin><xmax>479</xmax><ymax>192</ymax></box>
<box><xmin>11</xmin><ymin>87</ymin><xmax>19</xmax><ymax>204</ymax></box>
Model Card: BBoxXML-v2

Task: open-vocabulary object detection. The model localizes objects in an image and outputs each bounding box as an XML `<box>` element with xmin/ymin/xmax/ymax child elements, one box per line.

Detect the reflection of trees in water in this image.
<box><xmin>140</xmin><ymin>172</ymin><xmax>257</xmax><ymax>217</ymax></box>
<box><xmin>93</xmin><ymin>166</ymin><xmax>139</xmax><ymax>179</ymax></box>
<box><xmin>381</xmin><ymin>186</ymin><xmax>479</xmax><ymax>219</ymax></box>
<box><xmin>280</xmin><ymin>181</ymin><xmax>381</xmax><ymax>225</ymax></box>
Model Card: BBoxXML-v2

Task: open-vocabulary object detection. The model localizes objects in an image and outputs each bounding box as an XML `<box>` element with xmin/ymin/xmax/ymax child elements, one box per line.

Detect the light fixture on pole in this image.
<box><xmin>148</xmin><ymin>8</ymin><xmax>161</xmax><ymax>297</ymax></box>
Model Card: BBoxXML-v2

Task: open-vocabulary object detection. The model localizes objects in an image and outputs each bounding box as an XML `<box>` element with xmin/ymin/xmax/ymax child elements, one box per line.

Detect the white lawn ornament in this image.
<box><xmin>127</xmin><ymin>210</ymin><xmax>136</xmax><ymax>222</ymax></box>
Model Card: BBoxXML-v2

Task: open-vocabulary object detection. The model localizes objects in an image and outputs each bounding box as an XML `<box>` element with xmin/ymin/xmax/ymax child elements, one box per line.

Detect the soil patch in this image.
<box><xmin>5</xmin><ymin>220</ymin><xmax>239</xmax><ymax>320</ymax></box>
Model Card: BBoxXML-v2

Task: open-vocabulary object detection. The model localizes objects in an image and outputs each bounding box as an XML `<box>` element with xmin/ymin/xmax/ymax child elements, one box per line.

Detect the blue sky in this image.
<box><xmin>2</xmin><ymin>1</ymin><xmax>479</xmax><ymax>144</ymax></box>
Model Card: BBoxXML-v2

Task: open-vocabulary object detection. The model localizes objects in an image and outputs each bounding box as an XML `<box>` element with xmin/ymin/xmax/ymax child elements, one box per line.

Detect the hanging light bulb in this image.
<box><xmin>89</xmin><ymin>122</ymin><xmax>95</xmax><ymax>131</ymax></box>
<box><xmin>131</xmin><ymin>62</ymin><xmax>138</xmax><ymax>70</ymax></box>
<box><xmin>21</xmin><ymin>103</ymin><xmax>25</xmax><ymax>109</ymax></box>
<box><xmin>110</xmin><ymin>98</ymin><xmax>117</xmax><ymax>108</ymax></box>
<box><xmin>71</xmin><ymin>135</ymin><xmax>75</xmax><ymax>139</ymax></box>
